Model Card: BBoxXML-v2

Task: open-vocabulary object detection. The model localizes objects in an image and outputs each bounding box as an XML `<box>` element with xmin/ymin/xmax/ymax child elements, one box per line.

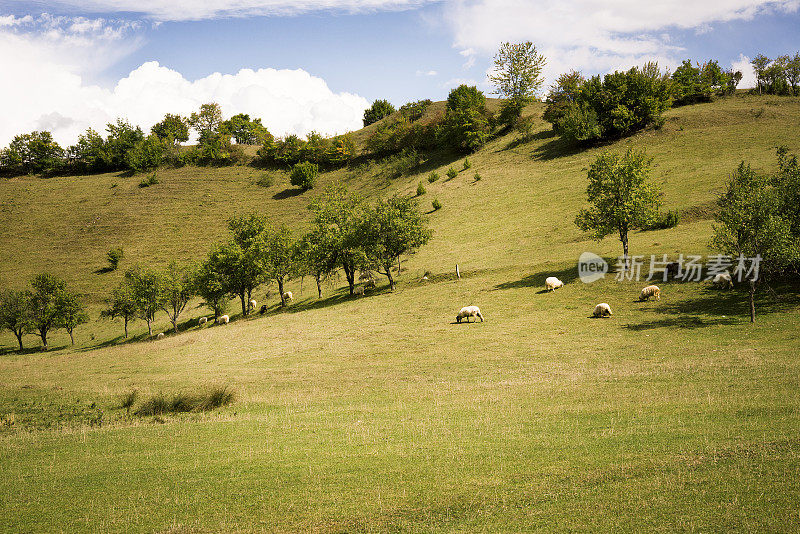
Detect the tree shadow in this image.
<box><xmin>0</xmin><ymin>346</ymin><xmax>43</xmax><ymax>356</ymax></box>
<box><xmin>494</xmin><ymin>263</ymin><xmax>582</xmax><ymax>291</ymax></box>
<box><xmin>272</xmin><ymin>188</ymin><xmax>305</xmax><ymax>200</ymax></box>
<box><xmin>504</xmin><ymin>129</ymin><xmax>556</xmax><ymax>151</ymax></box>
<box><xmin>531</xmin><ymin>136</ymin><xmax>585</xmax><ymax>161</ymax></box>
<box><xmin>94</xmin><ymin>266</ymin><xmax>115</xmax><ymax>274</ymax></box>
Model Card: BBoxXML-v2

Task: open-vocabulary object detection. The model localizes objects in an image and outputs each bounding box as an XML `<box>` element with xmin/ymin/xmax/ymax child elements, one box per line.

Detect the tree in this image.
<box><xmin>101</xmin><ymin>281</ymin><xmax>138</xmax><ymax>338</ymax></box>
<box><xmin>222</xmin><ymin>214</ymin><xmax>270</xmax><ymax>315</ymax></box>
<box><xmin>0</xmin><ymin>289</ymin><xmax>31</xmax><ymax>351</ymax></box>
<box><xmin>751</xmin><ymin>54</ymin><xmax>771</xmax><ymax>95</ymax></box>
<box><xmin>290</xmin><ymin>161</ymin><xmax>318</xmax><ymax>190</ymax></box>
<box><xmin>297</xmin><ymin>229</ymin><xmax>338</xmax><ymax>299</ymax></box>
<box><xmin>259</xmin><ymin>225</ymin><xmax>297</xmax><ymax>307</ymax></box>
<box><xmin>575</xmin><ymin>149</ymin><xmax>662</xmax><ymax>270</ymax></box>
<box><xmin>125</xmin><ymin>134</ymin><xmax>164</xmax><ymax>172</ymax></box>
<box><xmin>106</xmin><ymin>247</ymin><xmax>124</xmax><ymax>271</ymax></box>
<box><xmin>711</xmin><ymin>155</ymin><xmax>799</xmax><ymax>322</ymax></box>
<box><xmin>308</xmin><ymin>185</ymin><xmax>367</xmax><ymax>295</ymax></box>
<box><xmin>223</xmin><ymin>114</ymin><xmax>271</xmax><ymax>145</ymax></box>
<box><xmin>363</xmin><ymin>99</ymin><xmax>395</xmax><ymax>127</ymax></box>
<box><xmin>0</xmin><ymin>131</ymin><xmax>64</xmax><ymax>175</ymax></box>
<box><xmin>195</xmin><ymin>255</ymin><xmax>230</xmax><ymax>318</ymax></box>
<box><xmin>543</xmin><ymin>71</ymin><xmax>585</xmax><ymax>130</ymax></box>
<box><xmin>361</xmin><ymin>196</ymin><xmax>431</xmax><ymax>290</ymax></box>
<box><xmin>489</xmin><ymin>41</ymin><xmax>546</xmax><ymax>126</ymax></box>
<box><xmin>104</xmin><ymin>119</ymin><xmax>144</xmax><ymax>170</ymax></box>
<box><xmin>125</xmin><ymin>266</ymin><xmax>162</xmax><ymax>337</ymax></box>
<box><xmin>28</xmin><ymin>273</ymin><xmax>68</xmax><ymax>350</ymax></box>
<box><xmin>57</xmin><ymin>290</ymin><xmax>88</xmax><ymax>345</ymax></box>
<box><xmin>437</xmin><ymin>85</ymin><xmax>490</xmax><ymax>153</ymax></box>
<box><xmin>66</xmin><ymin>128</ymin><xmax>106</xmax><ymax>173</ymax></box>
<box><xmin>151</xmin><ymin>114</ymin><xmax>189</xmax><ymax>145</ymax></box>
<box><xmin>160</xmin><ymin>261</ymin><xmax>195</xmax><ymax>333</ymax></box>
<box><xmin>189</xmin><ymin>103</ymin><xmax>224</xmax><ymax>138</ymax></box>
<box><xmin>786</xmin><ymin>53</ymin><xmax>800</xmax><ymax>96</ymax></box>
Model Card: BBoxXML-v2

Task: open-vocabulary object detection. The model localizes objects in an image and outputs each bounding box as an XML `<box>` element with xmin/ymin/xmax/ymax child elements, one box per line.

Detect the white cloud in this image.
<box><xmin>732</xmin><ymin>54</ymin><xmax>757</xmax><ymax>88</ymax></box>
<box><xmin>416</xmin><ymin>69</ymin><xmax>438</xmax><ymax>76</ymax></box>
<box><xmin>0</xmin><ymin>18</ymin><xmax>369</xmax><ymax>146</ymax></box>
<box><xmin>5</xmin><ymin>0</ymin><xmax>434</xmax><ymax>21</ymax></box>
<box><xmin>444</xmin><ymin>0</ymin><xmax>800</xmax><ymax>86</ymax></box>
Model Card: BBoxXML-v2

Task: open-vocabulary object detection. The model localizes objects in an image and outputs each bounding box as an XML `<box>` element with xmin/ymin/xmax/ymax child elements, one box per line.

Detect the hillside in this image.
<box><xmin>1</xmin><ymin>93</ymin><xmax>800</xmax><ymax>532</ymax></box>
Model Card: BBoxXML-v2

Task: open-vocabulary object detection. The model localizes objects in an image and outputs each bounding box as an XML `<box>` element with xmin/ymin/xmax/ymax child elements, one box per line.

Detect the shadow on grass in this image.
<box><xmin>494</xmin><ymin>263</ymin><xmax>582</xmax><ymax>291</ymax></box>
<box><xmin>0</xmin><ymin>346</ymin><xmax>44</xmax><ymax>356</ymax></box>
<box><xmin>93</xmin><ymin>266</ymin><xmax>115</xmax><ymax>274</ymax></box>
<box><xmin>272</xmin><ymin>187</ymin><xmax>305</xmax><ymax>200</ymax></box>
<box><xmin>504</xmin><ymin>129</ymin><xmax>555</xmax><ymax>151</ymax></box>
<box><xmin>623</xmin><ymin>282</ymin><xmax>800</xmax><ymax>330</ymax></box>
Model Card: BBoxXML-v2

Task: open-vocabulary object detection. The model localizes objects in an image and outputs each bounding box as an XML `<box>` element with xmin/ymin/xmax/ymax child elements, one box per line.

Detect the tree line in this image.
<box><xmin>0</xmin><ymin>186</ymin><xmax>431</xmax><ymax>349</ymax></box>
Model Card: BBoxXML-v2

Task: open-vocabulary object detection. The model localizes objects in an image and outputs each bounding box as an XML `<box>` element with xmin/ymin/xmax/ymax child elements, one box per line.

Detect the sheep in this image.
<box><xmin>665</xmin><ymin>262</ymin><xmax>680</xmax><ymax>279</ymax></box>
<box><xmin>456</xmin><ymin>305</ymin><xmax>484</xmax><ymax>323</ymax></box>
<box><xmin>592</xmin><ymin>303</ymin><xmax>612</xmax><ymax>318</ymax></box>
<box><xmin>249</xmin><ymin>299</ymin><xmax>257</xmax><ymax>311</ymax></box>
<box><xmin>198</xmin><ymin>317</ymin><xmax>208</xmax><ymax>326</ymax></box>
<box><xmin>260</xmin><ymin>304</ymin><xmax>267</xmax><ymax>315</ymax></box>
<box><xmin>363</xmin><ymin>279</ymin><xmax>376</xmax><ymax>289</ymax></box>
<box><xmin>713</xmin><ymin>272</ymin><xmax>734</xmax><ymax>289</ymax></box>
<box><xmin>354</xmin><ymin>286</ymin><xmax>365</xmax><ymax>296</ymax></box>
<box><xmin>282</xmin><ymin>291</ymin><xmax>293</xmax><ymax>302</ymax></box>
<box><xmin>156</xmin><ymin>332</ymin><xmax>165</xmax><ymax>340</ymax></box>
<box><xmin>639</xmin><ymin>285</ymin><xmax>661</xmax><ymax>301</ymax></box>
<box><xmin>217</xmin><ymin>315</ymin><xmax>229</xmax><ymax>324</ymax></box>
<box><xmin>545</xmin><ymin>276</ymin><xmax>564</xmax><ymax>291</ymax></box>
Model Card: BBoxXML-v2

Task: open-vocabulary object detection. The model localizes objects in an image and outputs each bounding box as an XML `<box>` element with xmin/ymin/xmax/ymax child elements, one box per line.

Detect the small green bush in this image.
<box><xmin>106</xmin><ymin>247</ymin><xmax>124</xmax><ymax>270</ymax></box>
<box><xmin>428</xmin><ymin>171</ymin><xmax>439</xmax><ymax>183</ymax></box>
<box><xmin>399</xmin><ymin>99</ymin><xmax>432</xmax><ymax>122</ymax></box>
<box><xmin>138</xmin><ymin>174</ymin><xmax>159</xmax><ymax>188</ymax></box>
<box><xmin>432</xmin><ymin>199</ymin><xmax>442</xmax><ymax>211</ymax></box>
<box><xmin>290</xmin><ymin>161</ymin><xmax>318</xmax><ymax>191</ymax></box>
<box><xmin>474</xmin><ymin>172</ymin><xmax>482</xmax><ymax>181</ymax></box>
<box><xmin>416</xmin><ymin>182</ymin><xmax>426</xmax><ymax>196</ymax></box>
<box><xmin>644</xmin><ymin>209</ymin><xmax>680</xmax><ymax>230</ymax></box>
<box><xmin>463</xmin><ymin>158</ymin><xmax>472</xmax><ymax>170</ymax></box>
<box><xmin>255</xmin><ymin>174</ymin><xmax>275</xmax><ymax>188</ymax></box>
<box><xmin>446</xmin><ymin>167</ymin><xmax>458</xmax><ymax>180</ymax></box>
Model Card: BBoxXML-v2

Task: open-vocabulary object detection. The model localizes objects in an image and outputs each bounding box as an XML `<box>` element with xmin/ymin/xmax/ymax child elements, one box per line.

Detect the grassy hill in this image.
<box><xmin>1</xmin><ymin>93</ymin><xmax>799</xmax><ymax>532</ymax></box>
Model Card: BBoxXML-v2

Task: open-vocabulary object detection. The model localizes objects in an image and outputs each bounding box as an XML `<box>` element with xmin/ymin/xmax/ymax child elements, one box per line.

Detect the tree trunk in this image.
<box><xmin>69</xmin><ymin>329</ymin><xmax>75</xmax><ymax>345</ymax></box>
<box><xmin>620</xmin><ymin>229</ymin><xmax>630</xmax><ymax>272</ymax></box>
<box><xmin>14</xmin><ymin>331</ymin><xmax>23</xmax><ymax>351</ymax></box>
<box><xmin>172</xmin><ymin>318</ymin><xmax>179</xmax><ymax>334</ymax></box>
<box><xmin>123</xmin><ymin>316</ymin><xmax>128</xmax><ymax>339</ymax></box>
<box><xmin>239</xmin><ymin>291</ymin><xmax>247</xmax><ymax>317</ymax></box>
<box><xmin>316</xmin><ymin>275</ymin><xmax>322</xmax><ymax>299</ymax></box>
<box><xmin>749</xmin><ymin>280</ymin><xmax>756</xmax><ymax>323</ymax></box>
<box><xmin>343</xmin><ymin>264</ymin><xmax>355</xmax><ymax>295</ymax></box>
<box><xmin>146</xmin><ymin>318</ymin><xmax>152</xmax><ymax>337</ymax></box>
<box><xmin>278</xmin><ymin>278</ymin><xmax>285</xmax><ymax>307</ymax></box>
<box><xmin>383</xmin><ymin>263</ymin><xmax>395</xmax><ymax>290</ymax></box>
<box><xmin>40</xmin><ymin>329</ymin><xmax>48</xmax><ymax>351</ymax></box>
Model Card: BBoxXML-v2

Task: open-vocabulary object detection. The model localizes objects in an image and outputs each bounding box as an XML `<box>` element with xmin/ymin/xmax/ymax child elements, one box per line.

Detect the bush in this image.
<box><xmin>463</xmin><ymin>158</ymin><xmax>472</xmax><ymax>170</ymax></box>
<box><xmin>134</xmin><ymin>386</ymin><xmax>234</xmax><ymax>416</ymax></box>
<box><xmin>474</xmin><ymin>172</ymin><xmax>482</xmax><ymax>181</ymax></box>
<box><xmin>427</xmin><ymin>171</ymin><xmax>439</xmax><ymax>183</ymax></box>
<box><xmin>363</xmin><ymin>99</ymin><xmax>396</xmax><ymax>127</ymax></box>
<box><xmin>384</xmin><ymin>148</ymin><xmax>423</xmax><ymax>178</ymax></box>
<box><xmin>290</xmin><ymin>161</ymin><xmax>318</xmax><ymax>190</ymax></box>
<box><xmin>643</xmin><ymin>209</ymin><xmax>680</xmax><ymax>230</ymax></box>
<box><xmin>446</xmin><ymin>167</ymin><xmax>458</xmax><ymax>180</ymax></box>
<box><xmin>432</xmin><ymin>199</ymin><xmax>442</xmax><ymax>211</ymax></box>
<box><xmin>399</xmin><ymin>99</ymin><xmax>432</xmax><ymax>122</ymax></box>
<box><xmin>497</xmin><ymin>98</ymin><xmax>526</xmax><ymax>130</ymax></box>
<box><xmin>106</xmin><ymin>247</ymin><xmax>124</xmax><ymax>270</ymax></box>
<box><xmin>125</xmin><ymin>135</ymin><xmax>164</xmax><ymax>172</ymax></box>
<box><xmin>437</xmin><ymin>85</ymin><xmax>490</xmax><ymax>153</ymax></box>
<box><xmin>255</xmin><ymin>174</ymin><xmax>275</xmax><ymax>188</ymax></box>
<box><xmin>118</xmin><ymin>389</ymin><xmax>137</xmax><ymax>415</ymax></box>
<box><xmin>138</xmin><ymin>174</ymin><xmax>159</xmax><ymax>188</ymax></box>
<box><xmin>416</xmin><ymin>182</ymin><xmax>426</xmax><ymax>196</ymax></box>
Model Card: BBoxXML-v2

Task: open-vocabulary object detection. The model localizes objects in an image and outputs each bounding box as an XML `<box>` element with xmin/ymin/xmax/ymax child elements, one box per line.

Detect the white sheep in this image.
<box><xmin>592</xmin><ymin>303</ymin><xmax>613</xmax><ymax>318</ymax></box>
<box><xmin>354</xmin><ymin>286</ymin><xmax>365</xmax><ymax>296</ymax></box>
<box><xmin>198</xmin><ymin>317</ymin><xmax>208</xmax><ymax>325</ymax></box>
<box><xmin>217</xmin><ymin>315</ymin><xmax>229</xmax><ymax>324</ymax></box>
<box><xmin>282</xmin><ymin>291</ymin><xmax>293</xmax><ymax>302</ymax></box>
<box><xmin>363</xmin><ymin>279</ymin><xmax>376</xmax><ymax>289</ymax></box>
<box><xmin>713</xmin><ymin>272</ymin><xmax>734</xmax><ymax>289</ymax></box>
<box><xmin>545</xmin><ymin>276</ymin><xmax>564</xmax><ymax>291</ymax></box>
<box><xmin>456</xmin><ymin>305</ymin><xmax>484</xmax><ymax>323</ymax></box>
<box><xmin>249</xmin><ymin>299</ymin><xmax>257</xmax><ymax>311</ymax></box>
<box><xmin>639</xmin><ymin>285</ymin><xmax>661</xmax><ymax>301</ymax></box>
<box><xmin>156</xmin><ymin>332</ymin><xmax>165</xmax><ymax>340</ymax></box>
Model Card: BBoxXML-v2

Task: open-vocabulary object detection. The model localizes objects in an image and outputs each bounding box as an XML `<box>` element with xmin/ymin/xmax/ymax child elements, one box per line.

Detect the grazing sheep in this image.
<box><xmin>249</xmin><ymin>299</ymin><xmax>257</xmax><ymax>311</ymax></box>
<box><xmin>545</xmin><ymin>276</ymin><xmax>564</xmax><ymax>291</ymax></box>
<box><xmin>666</xmin><ymin>262</ymin><xmax>680</xmax><ymax>279</ymax></box>
<box><xmin>260</xmin><ymin>304</ymin><xmax>267</xmax><ymax>314</ymax></box>
<box><xmin>456</xmin><ymin>305</ymin><xmax>484</xmax><ymax>323</ymax></box>
<box><xmin>592</xmin><ymin>303</ymin><xmax>612</xmax><ymax>318</ymax></box>
<box><xmin>639</xmin><ymin>285</ymin><xmax>661</xmax><ymax>301</ymax></box>
<box><xmin>713</xmin><ymin>272</ymin><xmax>734</xmax><ymax>289</ymax></box>
<box><xmin>354</xmin><ymin>286</ymin><xmax>365</xmax><ymax>296</ymax></box>
<box><xmin>198</xmin><ymin>317</ymin><xmax>208</xmax><ymax>325</ymax></box>
<box><xmin>217</xmin><ymin>315</ymin><xmax>229</xmax><ymax>324</ymax></box>
<box><xmin>156</xmin><ymin>332</ymin><xmax>165</xmax><ymax>340</ymax></box>
<box><xmin>282</xmin><ymin>291</ymin><xmax>293</xmax><ymax>302</ymax></box>
<box><xmin>363</xmin><ymin>279</ymin><xmax>376</xmax><ymax>289</ymax></box>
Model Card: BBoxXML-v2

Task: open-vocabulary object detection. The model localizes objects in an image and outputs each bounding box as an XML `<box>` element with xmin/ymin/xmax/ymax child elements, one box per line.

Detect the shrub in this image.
<box><xmin>474</xmin><ymin>172</ymin><xmax>482</xmax><ymax>181</ymax></box>
<box><xmin>138</xmin><ymin>174</ymin><xmax>159</xmax><ymax>188</ymax></box>
<box><xmin>365</xmin><ymin>116</ymin><xmax>412</xmax><ymax>156</ymax></box>
<box><xmin>125</xmin><ymin>135</ymin><xmax>164</xmax><ymax>172</ymax></box>
<box><xmin>416</xmin><ymin>182</ymin><xmax>426</xmax><ymax>196</ymax></box>
<box><xmin>399</xmin><ymin>99</ymin><xmax>432</xmax><ymax>122</ymax></box>
<box><xmin>432</xmin><ymin>199</ymin><xmax>442</xmax><ymax>211</ymax></box>
<box><xmin>384</xmin><ymin>148</ymin><xmax>423</xmax><ymax>178</ymax></box>
<box><xmin>255</xmin><ymin>174</ymin><xmax>275</xmax><ymax>188</ymax></box>
<box><xmin>437</xmin><ymin>85</ymin><xmax>490</xmax><ymax>153</ymax></box>
<box><xmin>363</xmin><ymin>99</ymin><xmax>396</xmax><ymax>127</ymax></box>
<box><xmin>497</xmin><ymin>98</ymin><xmax>526</xmax><ymax>130</ymax></box>
<box><xmin>119</xmin><ymin>389</ymin><xmax>137</xmax><ymax>415</ymax></box>
<box><xmin>106</xmin><ymin>248</ymin><xmax>124</xmax><ymax>270</ymax></box>
<box><xmin>462</xmin><ymin>158</ymin><xmax>472</xmax><ymax>170</ymax></box>
<box><xmin>134</xmin><ymin>386</ymin><xmax>234</xmax><ymax>416</ymax></box>
<box><xmin>446</xmin><ymin>167</ymin><xmax>458</xmax><ymax>180</ymax></box>
<box><xmin>643</xmin><ymin>209</ymin><xmax>680</xmax><ymax>230</ymax></box>
<box><xmin>427</xmin><ymin>171</ymin><xmax>439</xmax><ymax>183</ymax></box>
<box><xmin>290</xmin><ymin>161</ymin><xmax>318</xmax><ymax>190</ymax></box>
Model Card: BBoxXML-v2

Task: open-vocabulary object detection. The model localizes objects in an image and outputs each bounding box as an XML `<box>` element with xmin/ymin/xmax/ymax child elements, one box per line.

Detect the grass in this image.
<box><xmin>1</xmin><ymin>93</ymin><xmax>800</xmax><ymax>531</ymax></box>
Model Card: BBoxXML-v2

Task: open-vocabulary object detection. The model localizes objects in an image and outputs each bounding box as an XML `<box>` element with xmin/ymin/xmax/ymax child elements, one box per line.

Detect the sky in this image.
<box><xmin>1</xmin><ymin>0</ymin><xmax>799</xmax><ymax>147</ymax></box>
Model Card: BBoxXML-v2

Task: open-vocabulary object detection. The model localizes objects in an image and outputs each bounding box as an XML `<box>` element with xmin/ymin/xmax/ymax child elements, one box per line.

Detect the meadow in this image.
<box><xmin>1</xmin><ymin>93</ymin><xmax>799</xmax><ymax>532</ymax></box>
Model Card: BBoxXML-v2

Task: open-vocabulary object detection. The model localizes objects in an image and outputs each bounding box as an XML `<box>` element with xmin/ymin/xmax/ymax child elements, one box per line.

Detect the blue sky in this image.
<box><xmin>1</xmin><ymin>1</ymin><xmax>799</xmax><ymax>146</ymax></box>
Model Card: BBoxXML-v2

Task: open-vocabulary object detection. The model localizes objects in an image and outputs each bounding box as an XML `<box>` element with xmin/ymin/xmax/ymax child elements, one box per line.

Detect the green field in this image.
<box><xmin>1</xmin><ymin>94</ymin><xmax>800</xmax><ymax>532</ymax></box>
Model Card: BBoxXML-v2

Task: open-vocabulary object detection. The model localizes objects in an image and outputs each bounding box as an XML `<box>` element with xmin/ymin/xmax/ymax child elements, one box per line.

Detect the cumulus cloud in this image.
<box><xmin>0</xmin><ymin>16</ymin><xmax>369</xmax><ymax>146</ymax></box>
<box><xmin>445</xmin><ymin>0</ymin><xmax>800</xmax><ymax>86</ymax></box>
<box><xmin>5</xmin><ymin>0</ymin><xmax>433</xmax><ymax>21</ymax></box>
<box><xmin>732</xmin><ymin>54</ymin><xmax>758</xmax><ymax>88</ymax></box>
